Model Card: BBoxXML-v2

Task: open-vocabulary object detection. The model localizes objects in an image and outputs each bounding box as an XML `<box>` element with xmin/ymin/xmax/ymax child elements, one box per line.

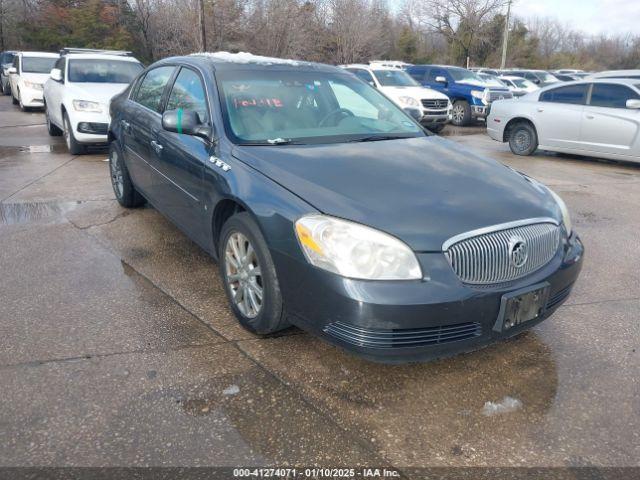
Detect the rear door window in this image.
<box><xmin>589</xmin><ymin>83</ymin><xmax>640</xmax><ymax>108</ymax></box>
<box><xmin>134</xmin><ymin>66</ymin><xmax>175</xmax><ymax>113</ymax></box>
<box><xmin>540</xmin><ymin>84</ymin><xmax>588</xmax><ymax>105</ymax></box>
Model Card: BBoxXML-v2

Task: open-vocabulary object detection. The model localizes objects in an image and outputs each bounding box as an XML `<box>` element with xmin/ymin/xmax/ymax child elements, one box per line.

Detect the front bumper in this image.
<box><xmin>19</xmin><ymin>86</ymin><xmax>44</xmax><ymax>107</ymax></box>
<box><xmin>68</xmin><ymin>109</ymin><xmax>110</xmax><ymax>144</ymax></box>
<box><xmin>273</xmin><ymin>233</ymin><xmax>583</xmax><ymax>363</ymax></box>
<box><xmin>471</xmin><ymin>104</ymin><xmax>489</xmax><ymax>119</ymax></box>
<box><xmin>403</xmin><ymin>107</ymin><xmax>451</xmax><ymax>126</ymax></box>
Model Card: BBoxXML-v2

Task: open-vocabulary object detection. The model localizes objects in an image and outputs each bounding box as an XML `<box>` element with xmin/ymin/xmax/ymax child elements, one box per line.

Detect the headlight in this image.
<box><xmin>397</xmin><ymin>96</ymin><xmax>420</xmax><ymax>108</ymax></box>
<box><xmin>471</xmin><ymin>89</ymin><xmax>489</xmax><ymax>105</ymax></box>
<box><xmin>294</xmin><ymin>215</ymin><xmax>422</xmax><ymax>280</ymax></box>
<box><xmin>23</xmin><ymin>80</ymin><xmax>43</xmax><ymax>90</ymax></box>
<box><xmin>547</xmin><ymin>188</ymin><xmax>572</xmax><ymax>235</ymax></box>
<box><xmin>73</xmin><ymin>100</ymin><xmax>102</xmax><ymax>113</ymax></box>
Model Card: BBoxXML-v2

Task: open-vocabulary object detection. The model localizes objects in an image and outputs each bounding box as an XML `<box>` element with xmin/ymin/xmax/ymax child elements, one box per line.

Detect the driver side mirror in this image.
<box><xmin>435</xmin><ymin>76</ymin><xmax>447</xmax><ymax>85</ymax></box>
<box><xmin>7</xmin><ymin>67</ymin><xmax>16</xmax><ymax>74</ymax></box>
<box><xmin>368</xmin><ymin>81</ymin><xmax>376</xmax><ymax>88</ymax></box>
<box><xmin>162</xmin><ymin>109</ymin><xmax>212</xmax><ymax>140</ymax></box>
<box><xmin>50</xmin><ymin>68</ymin><xmax>62</xmax><ymax>82</ymax></box>
<box><xmin>626</xmin><ymin>99</ymin><xmax>640</xmax><ymax>109</ymax></box>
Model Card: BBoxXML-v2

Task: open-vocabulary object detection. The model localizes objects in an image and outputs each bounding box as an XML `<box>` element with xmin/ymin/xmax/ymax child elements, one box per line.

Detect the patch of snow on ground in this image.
<box><xmin>223</xmin><ymin>384</ymin><xmax>240</xmax><ymax>396</ymax></box>
<box><xmin>481</xmin><ymin>396</ymin><xmax>523</xmax><ymax>416</ymax></box>
<box><xmin>191</xmin><ymin>51</ymin><xmax>301</xmax><ymax>66</ymax></box>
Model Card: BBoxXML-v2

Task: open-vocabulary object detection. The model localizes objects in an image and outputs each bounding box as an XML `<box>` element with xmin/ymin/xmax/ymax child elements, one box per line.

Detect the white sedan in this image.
<box><xmin>487</xmin><ymin>79</ymin><xmax>640</xmax><ymax>163</ymax></box>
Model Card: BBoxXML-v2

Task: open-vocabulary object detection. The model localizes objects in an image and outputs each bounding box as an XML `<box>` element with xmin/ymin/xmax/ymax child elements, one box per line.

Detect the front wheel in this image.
<box><xmin>45</xmin><ymin>104</ymin><xmax>63</xmax><ymax>136</ymax></box>
<box><xmin>508</xmin><ymin>122</ymin><xmax>538</xmax><ymax>156</ymax></box>
<box><xmin>11</xmin><ymin>90</ymin><xmax>18</xmax><ymax>105</ymax></box>
<box><xmin>219</xmin><ymin>212</ymin><xmax>289</xmax><ymax>335</ymax></box>
<box><xmin>451</xmin><ymin>100</ymin><xmax>472</xmax><ymax>126</ymax></box>
<box><xmin>109</xmin><ymin>142</ymin><xmax>145</xmax><ymax>208</ymax></box>
<box><xmin>63</xmin><ymin>113</ymin><xmax>86</xmax><ymax>155</ymax></box>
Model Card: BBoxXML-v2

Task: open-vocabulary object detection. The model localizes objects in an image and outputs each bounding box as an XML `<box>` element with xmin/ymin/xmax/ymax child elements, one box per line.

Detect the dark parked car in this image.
<box><xmin>0</xmin><ymin>50</ymin><xmax>17</xmax><ymax>95</ymax></box>
<box><xmin>108</xmin><ymin>53</ymin><xmax>583</xmax><ymax>363</ymax></box>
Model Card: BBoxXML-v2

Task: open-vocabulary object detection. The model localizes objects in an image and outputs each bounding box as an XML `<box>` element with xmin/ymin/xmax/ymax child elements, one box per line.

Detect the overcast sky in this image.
<box><xmin>511</xmin><ymin>0</ymin><xmax>639</xmax><ymax>36</ymax></box>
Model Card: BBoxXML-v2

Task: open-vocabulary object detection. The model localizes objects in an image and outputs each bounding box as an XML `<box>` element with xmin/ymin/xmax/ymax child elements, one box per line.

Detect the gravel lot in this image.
<box><xmin>1</xmin><ymin>96</ymin><xmax>638</xmax><ymax>471</ymax></box>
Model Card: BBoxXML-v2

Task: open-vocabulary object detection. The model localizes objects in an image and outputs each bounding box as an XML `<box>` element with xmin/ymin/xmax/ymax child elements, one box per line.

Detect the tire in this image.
<box><xmin>18</xmin><ymin>91</ymin><xmax>27</xmax><ymax>112</ymax></box>
<box><xmin>109</xmin><ymin>142</ymin><xmax>145</xmax><ymax>208</ymax></box>
<box><xmin>219</xmin><ymin>212</ymin><xmax>289</xmax><ymax>335</ymax></box>
<box><xmin>63</xmin><ymin>112</ymin><xmax>86</xmax><ymax>155</ymax></box>
<box><xmin>451</xmin><ymin>100</ymin><xmax>472</xmax><ymax>126</ymax></box>
<box><xmin>45</xmin><ymin>104</ymin><xmax>63</xmax><ymax>136</ymax></box>
<box><xmin>1</xmin><ymin>78</ymin><xmax>9</xmax><ymax>95</ymax></box>
<box><xmin>508</xmin><ymin>121</ymin><xmax>538</xmax><ymax>156</ymax></box>
<box><xmin>11</xmin><ymin>90</ymin><xmax>18</xmax><ymax>105</ymax></box>
<box><xmin>426</xmin><ymin>123</ymin><xmax>446</xmax><ymax>134</ymax></box>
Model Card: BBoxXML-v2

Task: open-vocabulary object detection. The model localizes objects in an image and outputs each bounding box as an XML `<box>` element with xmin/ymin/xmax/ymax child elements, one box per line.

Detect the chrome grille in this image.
<box><xmin>421</xmin><ymin>99</ymin><xmax>449</xmax><ymax>109</ymax></box>
<box><xmin>444</xmin><ymin>221</ymin><xmax>560</xmax><ymax>285</ymax></box>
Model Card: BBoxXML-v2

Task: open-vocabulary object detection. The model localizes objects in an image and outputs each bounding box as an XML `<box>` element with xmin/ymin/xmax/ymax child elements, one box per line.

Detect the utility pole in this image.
<box><xmin>198</xmin><ymin>0</ymin><xmax>207</xmax><ymax>52</ymax></box>
<box><xmin>500</xmin><ymin>0</ymin><xmax>512</xmax><ymax>69</ymax></box>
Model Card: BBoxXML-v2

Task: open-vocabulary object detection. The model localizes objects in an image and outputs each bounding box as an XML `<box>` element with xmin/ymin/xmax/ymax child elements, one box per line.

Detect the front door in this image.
<box><xmin>153</xmin><ymin>67</ymin><xmax>211</xmax><ymax>240</ymax></box>
<box><xmin>580</xmin><ymin>83</ymin><xmax>640</xmax><ymax>158</ymax></box>
<box><xmin>535</xmin><ymin>83</ymin><xmax>589</xmax><ymax>150</ymax></box>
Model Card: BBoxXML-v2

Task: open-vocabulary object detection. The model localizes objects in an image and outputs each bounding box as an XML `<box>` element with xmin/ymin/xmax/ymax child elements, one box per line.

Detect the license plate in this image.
<box><xmin>494</xmin><ymin>283</ymin><xmax>550</xmax><ymax>333</ymax></box>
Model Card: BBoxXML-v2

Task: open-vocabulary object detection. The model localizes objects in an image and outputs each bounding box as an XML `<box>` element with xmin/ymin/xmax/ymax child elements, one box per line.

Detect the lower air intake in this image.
<box><xmin>324</xmin><ymin>321</ymin><xmax>482</xmax><ymax>349</ymax></box>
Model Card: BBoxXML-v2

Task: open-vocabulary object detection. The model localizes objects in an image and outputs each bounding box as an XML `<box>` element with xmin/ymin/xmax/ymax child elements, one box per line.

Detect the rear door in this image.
<box><xmin>580</xmin><ymin>83</ymin><xmax>640</xmax><ymax>157</ymax></box>
<box><xmin>535</xmin><ymin>84</ymin><xmax>589</xmax><ymax>150</ymax></box>
<box><xmin>153</xmin><ymin>66</ymin><xmax>211</xmax><ymax>238</ymax></box>
<box><xmin>125</xmin><ymin>65</ymin><xmax>176</xmax><ymax>197</ymax></box>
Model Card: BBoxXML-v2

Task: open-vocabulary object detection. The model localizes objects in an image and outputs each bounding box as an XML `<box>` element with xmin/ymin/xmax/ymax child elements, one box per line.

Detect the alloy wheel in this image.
<box><xmin>224</xmin><ymin>232</ymin><xmax>263</xmax><ymax>319</ymax></box>
<box><xmin>513</xmin><ymin>129</ymin><xmax>531</xmax><ymax>152</ymax></box>
<box><xmin>452</xmin><ymin>105</ymin><xmax>464</xmax><ymax>123</ymax></box>
<box><xmin>110</xmin><ymin>150</ymin><xmax>124</xmax><ymax>199</ymax></box>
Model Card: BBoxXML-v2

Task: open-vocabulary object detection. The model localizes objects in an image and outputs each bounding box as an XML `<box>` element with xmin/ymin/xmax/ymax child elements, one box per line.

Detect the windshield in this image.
<box><xmin>68</xmin><ymin>59</ymin><xmax>143</xmax><ymax>83</ymax></box>
<box><xmin>21</xmin><ymin>57</ymin><xmax>57</xmax><ymax>73</ymax></box>
<box><xmin>539</xmin><ymin>72</ymin><xmax>559</xmax><ymax>82</ymax></box>
<box><xmin>448</xmin><ymin>68</ymin><xmax>484</xmax><ymax>83</ymax></box>
<box><xmin>479</xmin><ymin>73</ymin><xmax>506</xmax><ymax>87</ymax></box>
<box><xmin>217</xmin><ymin>70</ymin><xmax>424</xmax><ymax>145</ymax></box>
<box><xmin>512</xmin><ymin>78</ymin><xmax>534</xmax><ymax>88</ymax></box>
<box><xmin>372</xmin><ymin>69</ymin><xmax>419</xmax><ymax>87</ymax></box>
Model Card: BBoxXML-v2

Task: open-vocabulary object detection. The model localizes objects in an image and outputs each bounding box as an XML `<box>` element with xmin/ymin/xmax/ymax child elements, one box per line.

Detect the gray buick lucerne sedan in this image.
<box><xmin>107</xmin><ymin>52</ymin><xmax>584</xmax><ymax>363</ymax></box>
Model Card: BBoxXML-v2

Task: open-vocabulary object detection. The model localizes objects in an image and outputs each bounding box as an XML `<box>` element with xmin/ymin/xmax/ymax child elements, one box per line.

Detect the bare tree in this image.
<box><xmin>411</xmin><ymin>0</ymin><xmax>508</xmax><ymax>64</ymax></box>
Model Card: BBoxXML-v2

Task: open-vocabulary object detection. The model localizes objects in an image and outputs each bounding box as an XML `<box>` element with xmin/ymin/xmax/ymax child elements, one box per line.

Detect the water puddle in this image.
<box><xmin>0</xmin><ymin>144</ymin><xmax>68</xmax><ymax>158</ymax></box>
<box><xmin>0</xmin><ymin>201</ymin><xmax>82</xmax><ymax>225</ymax></box>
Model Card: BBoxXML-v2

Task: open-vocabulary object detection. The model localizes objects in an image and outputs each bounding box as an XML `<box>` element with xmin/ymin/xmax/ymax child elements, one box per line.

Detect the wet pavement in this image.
<box><xmin>0</xmin><ymin>96</ymin><xmax>638</xmax><ymax>470</ymax></box>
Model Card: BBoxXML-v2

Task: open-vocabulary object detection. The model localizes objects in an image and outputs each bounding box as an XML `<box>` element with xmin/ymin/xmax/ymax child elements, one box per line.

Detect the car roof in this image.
<box><xmin>19</xmin><ymin>51</ymin><xmax>59</xmax><ymax>58</ymax></box>
<box><xmin>63</xmin><ymin>53</ymin><xmax>141</xmax><ymax>62</ymax></box>
<box><xmin>164</xmin><ymin>52</ymin><xmax>339</xmax><ymax>73</ymax></box>
<box><xmin>499</xmin><ymin>75</ymin><xmax>528</xmax><ymax>80</ymax></box>
<box><xmin>586</xmin><ymin>70</ymin><xmax>640</xmax><ymax>79</ymax></box>
<box><xmin>534</xmin><ymin>78</ymin><xmax>640</xmax><ymax>93</ymax></box>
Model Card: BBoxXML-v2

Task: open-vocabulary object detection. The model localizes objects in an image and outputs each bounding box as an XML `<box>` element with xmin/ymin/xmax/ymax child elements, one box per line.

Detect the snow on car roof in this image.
<box><xmin>191</xmin><ymin>51</ymin><xmax>302</xmax><ymax>66</ymax></box>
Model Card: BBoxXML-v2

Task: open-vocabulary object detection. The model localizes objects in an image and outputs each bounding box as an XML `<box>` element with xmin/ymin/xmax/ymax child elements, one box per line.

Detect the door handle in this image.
<box><xmin>586</xmin><ymin>114</ymin><xmax>595</xmax><ymax>120</ymax></box>
<box><xmin>121</xmin><ymin>120</ymin><xmax>131</xmax><ymax>132</ymax></box>
<box><xmin>537</xmin><ymin>107</ymin><xmax>544</xmax><ymax>112</ymax></box>
<box><xmin>150</xmin><ymin>140</ymin><xmax>163</xmax><ymax>153</ymax></box>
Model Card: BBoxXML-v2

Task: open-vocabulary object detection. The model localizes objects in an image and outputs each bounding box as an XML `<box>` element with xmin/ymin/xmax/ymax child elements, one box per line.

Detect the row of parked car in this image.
<box><xmin>0</xmin><ymin>48</ymin><xmax>143</xmax><ymax>154</ymax></box>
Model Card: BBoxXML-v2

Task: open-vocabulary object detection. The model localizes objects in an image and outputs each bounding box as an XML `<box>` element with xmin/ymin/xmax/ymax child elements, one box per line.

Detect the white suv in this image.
<box><xmin>43</xmin><ymin>48</ymin><xmax>143</xmax><ymax>154</ymax></box>
<box><xmin>341</xmin><ymin>64</ymin><xmax>452</xmax><ymax>132</ymax></box>
<box><xmin>8</xmin><ymin>52</ymin><xmax>59</xmax><ymax>110</ymax></box>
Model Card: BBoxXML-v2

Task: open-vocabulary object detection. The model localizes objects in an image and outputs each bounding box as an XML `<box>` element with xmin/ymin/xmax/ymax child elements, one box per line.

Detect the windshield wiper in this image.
<box><xmin>346</xmin><ymin>135</ymin><xmax>416</xmax><ymax>143</ymax></box>
<box><xmin>240</xmin><ymin>138</ymin><xmax>301</xmax><ymax>146</ymax></box>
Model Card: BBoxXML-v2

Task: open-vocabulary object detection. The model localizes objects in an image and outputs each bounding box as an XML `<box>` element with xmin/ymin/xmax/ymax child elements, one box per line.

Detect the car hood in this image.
<box><xmin>20</xmin><ymin>73</ymin><xmax>50</xmax><ymax>84</ymax></box>
<box><xmin>381</xmin><ymin>86</ymin><xmax>449</xmax><ymax>101</ymax></box>
<box><xmin>65</xmin><ymin>83</ymin><xmax>129</xmax><ymax>106</ymax></box>
<box><xmin>232</xmin><ymin>136</ymin><xmax>559</xmax><ymax>251</ymax></box>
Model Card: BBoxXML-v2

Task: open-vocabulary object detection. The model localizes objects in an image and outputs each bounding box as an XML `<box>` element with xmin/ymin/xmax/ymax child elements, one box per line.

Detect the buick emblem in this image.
<box><xmin>508</xmin><ymin>237</ymin><xmax>528</xmax><ymax>268</ymax></box>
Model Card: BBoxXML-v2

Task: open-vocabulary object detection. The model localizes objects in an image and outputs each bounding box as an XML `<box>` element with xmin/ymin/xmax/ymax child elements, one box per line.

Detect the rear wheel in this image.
<box><xmin>451</xmin><ymin>100</ymin><xmax>472</xmax><ymax>126</ymax></box>
<box><xmin>219</xmin><ymin>212</ymin><xmax>289</xmax><ymax>335</ymax></box>
<box><xmin>63</xmin><ymin>112</ymin><xmax>86</xmax><ymax>155</ymax></box>
<box><xmin>11</xmin><ymin>89</ymin><xmax>17</xmax><ymax>105</ymax></box>
<box><xmin>508</xmin><ymin>121</ymin><xmax>538</xmax><ymax>156</ymax></box>
<box><xmin>109</xmin><ymin>142</ymin><xmax>145</xmax><ymax>208</ymax></box>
